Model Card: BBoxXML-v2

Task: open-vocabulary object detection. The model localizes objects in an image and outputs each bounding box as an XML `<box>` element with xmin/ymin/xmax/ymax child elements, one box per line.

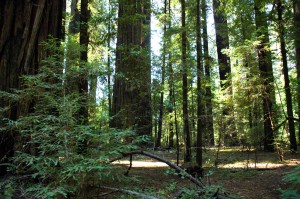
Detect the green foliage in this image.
<box><xmin>0</xmin><ymin>38</ymin><xmax>146</xmax><ymax>198</ymax></box>
<box><xmin>280</xmin><ymin>166</ymin><xmax>300</xmax><ymax>199</ymax></box>
<box><xmin>0</xmin><ymin>178</ymin><xmax>15</xmax><ymax>199</ymax></box>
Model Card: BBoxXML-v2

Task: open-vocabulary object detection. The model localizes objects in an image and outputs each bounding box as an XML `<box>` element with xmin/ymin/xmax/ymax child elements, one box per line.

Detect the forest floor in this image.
<box><xmin>103</xmin><ymin>147</ymin><xmax>300</xmax><ymax>199</ymax></box>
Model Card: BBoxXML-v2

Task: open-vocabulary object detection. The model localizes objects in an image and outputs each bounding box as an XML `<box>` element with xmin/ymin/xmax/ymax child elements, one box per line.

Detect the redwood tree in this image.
<box><xmin>155</xmin><ymin>0</ymin><xmax>168</xmax><ymax>148</ymax></box>
<box><xmin>111</xmin><ymin>0</ymin><xmax>152</xmax><ymax>136</ymax></box>
<box><xmin>202</xmin><ymin>0</ymin><xmax>214</xmax><ymax>145</ymax></box>
<box><xmin>212</xmin><ymin>0</ymin><xmax>236</xmax><ymax>145</ymax></box>
<box><xmin>212</xmin><ymin>0</ymin><xmax>231</xmax><ymax>90</ymax></box>
<box><xmin>196</xmin><ymin>0</ymin><xmax>204</xmax><ymax>167</ymax></box>
<box><xmin>0</xmin><ymin>0</ymin><xmax>64</xmax><ymax>175</ymax></box>
<box><xmin>294</xmin><ymin>0</ymin><xmax>300</xmax><ymax>143</ymax></box>
<box><xmin>254</xmin><ymin>0</ymin><xmax>276</xmax><ymax>152</ymax></box>
<box><xmin>77</xmin><ymin>0</ymin><xmax>89</xmax><ymax>153</ymax></box>
<box><xmin>181</xmin><ymin>0</ymin><xmax>192</xmax><ymax>163</ymax></box>
<box><xmin>277</xmin><ymin>0</ymin><xmax>297</xmax><ymax>151</ymax></box>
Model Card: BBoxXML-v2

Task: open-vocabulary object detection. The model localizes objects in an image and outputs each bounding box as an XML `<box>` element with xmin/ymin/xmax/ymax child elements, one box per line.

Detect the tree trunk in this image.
<box><xmin>172</xmin><ymin>87</ymin><xmax>180</xmax><ymax>165</ymax></box>
<box><xmin>277</xmin><ymin>0</ymin><xmax>297</xmax><ymax>151</ymax></box>
<box><xmin>167</xmin><ymin>0</ymin><xmax>174</xmax><ymax>149</ymax></box>
<box><xmin>79</xmin><ymin>0</ymin><xmax>89</xmax><ymax>122</ymax></box>
<box><xmin>202</xmin><ymin>0</ymin><xmax>214</xmax><ymax>146</ymax></box>
<box><xmin>181</xmin><ymin>0</ymin><xmax>191</xmax><ymax>163</ymax></box>
<box><xmin>294</xmin><ymin>0</ymin><xmax>300</xmax><ymax>143</ymax></box>
<box><xmin>111</xmin><ymin>0</ymin><xmax>152</xmax><ymax>137</ymax></box>
<box><xmin>196</xmin><ymin>0</ymin><xmax>204</xmax><ymax>168</ymax></box>
<box><xmin>0</xmin><ymin>0</ymin><xmax>64</xmax><ymax>176</ymax></box>
<box><xmin>156</xmin><ymin>0</ymin><xmax>168</xmax><ymax>148</ymax></box>
<box><xmin>212</xmin><ymin>0</ymin><xmax>231</xmax><ymax>89</ymax></box>
<box><xmin>212</xmin><ymin>0</ymin><xmax>236</xmax><ymax>145</ymax></box>
<box><xmin>254</xmin><ymin>0</ymin><xmax>276</xmax><ymax>152</ymax></box>
<box><xmin>69</xmin><ymin>0</ymin><xmax>80</xmax><ymax>34</ymax></box>
<box><xmin>107</xmin><ymin>1</ymin><xmax>112</xmax><ymax>118</ymax></box>
<box><xmin>76</xmin><ymin>0</ymin><xmax>89</xmax><ymax>154</ymax></box>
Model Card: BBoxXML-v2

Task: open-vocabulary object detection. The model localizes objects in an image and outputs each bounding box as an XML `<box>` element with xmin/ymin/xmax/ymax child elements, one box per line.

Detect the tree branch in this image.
<box><xmin>100</xmin><ymin>186</ymin><xmax>159</xmax><ymax>199</ymax></box>
<box><xmin>109</xmin><ymin>150</ymin><xmax>206</xmax><ymax>189</ymax></box>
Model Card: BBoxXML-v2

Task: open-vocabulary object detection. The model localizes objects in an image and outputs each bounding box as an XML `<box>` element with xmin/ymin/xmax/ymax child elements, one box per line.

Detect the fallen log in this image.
<box><xmin>109</xmin><ymin>150</ymin><xmax>206</xmax><ymax>189</ymax></box>
<box><xmin>100</xmin><ymin>186</ymin><xmax>159</xmax><ymax>199</ymax></box>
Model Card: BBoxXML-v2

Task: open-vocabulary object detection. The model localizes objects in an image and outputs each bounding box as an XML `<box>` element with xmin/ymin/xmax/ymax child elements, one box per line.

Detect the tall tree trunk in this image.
<box><xmin>167</xmin><ymin>0</ymin><xmax>174</xmax><ymax>149</ymax></box>
<box><xmin>196</xmin><ymin>0</ymin><xmax>204</xmax><ymax>168</ymax></box>
<box><xmin>107</xmin><ymin>1</ymin><xmax>112</xmax><ymax>119</ymax></box>
<box><xmin>294</xmin><ymin>0</ymin><xmax>300</xmax><ymax>143</ymax></box>
<box><xmin>112</xmin><ymin>0</ymin><xmax>152</xmax><ymax>137</ymax></box>
<box><xmin>156</xmin><ymin>0</ymin><xmax>168</xmax><ymax>148</ymax></box>
<box><xmin>181</xmin><ymin>0</ymin><xmax>191</xmax><ymax>163</ymax></box>
<box><xmin>77</xmin><ymin>0</ymin><xmax>89</xmax><ymax>153</ymax></box>
<box><xmin>168</xmin><ymin>86</ymin><xmax>174</xmax><ymax>148</ymax></box>
<box><xmin>69</xmin><ymin>0</ymin><xmax>80</xmax><ymax>34</ymax></box>
<box><xmin>173</xmin><ymin>87</ymin><xmax>180</xmax><ymax>165</ymax></box>
<box><xmin>212</xmin><ymin>0</ymin><xmax>231</xmax><ymax>89</ymax></box>
<box><xmin>254</xmin><ymin>0</ymin><xmax>276</xmax><ymax>152</ymax></box>
<box><xmin>0</xmin><ymin>0</ymin><xmax>64</xmax><ymax>176</ymax></box>
<box><xmin>212</xmin><ymin>0</ymin><xmax>236</xmax><ymax>145</ymax></box>
<box><xmin>202</xmin><ymin>0</ymin><xmax>214</xmax><ymax>146</ymax></box>
<box><xmin>277</xmin><ymin>0</ymin><xmax>297</xmax><ymax>151</ymax></box>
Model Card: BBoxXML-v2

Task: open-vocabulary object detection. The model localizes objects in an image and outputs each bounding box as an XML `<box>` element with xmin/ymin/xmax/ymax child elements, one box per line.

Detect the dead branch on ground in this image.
<box><xmin>109</xmin><ymin>150</ymin><xmax>205</xmax><ymax>188</ymax></box>
<box><xmin>100</xmin><ymin>186</ymin><xmax>159</xmax><ymax>199</ymax></box>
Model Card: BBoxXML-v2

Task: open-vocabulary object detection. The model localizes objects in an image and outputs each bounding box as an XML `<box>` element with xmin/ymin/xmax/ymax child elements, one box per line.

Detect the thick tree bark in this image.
<box><xmin>0</xmin><ymin>0</ymin><xmax>64</xmax><ymax>175</ymax></box>
<box><xmin>181</xmin><ymin>0</ymin><xmax>191</xmax><ymax>163</ymax></box>
<box><xmin>212</xmin><ymin>0</ymin><xmax>231</xmax><ymax>89</ymax></box>
<box><xmin>277</xmin><ymin>0</ymin><xmax>297</xmax><ymax>151</ymax></box>
<box><xmin>111</xmin><ymin>0</ymin><xmax>152</xmax><ymax>137</ymax></box>
<box><xmin>202</xmin><ymin>0</ymin><xmax>214</xmax><ymax>146</ymax></box>
<box><xmin>294</xmin><ymin>0</ymin><xmax>300</xmax><ymax>143</ymax></box>
<box><xmin>79</xmin><ymin>0</ymin><xmax>89</xmax><ymax>122</ymax></box>
<box><xmin>254</xmin><ymin>0</ymin><xmax>276</xmax><ymax>152</ymax></box>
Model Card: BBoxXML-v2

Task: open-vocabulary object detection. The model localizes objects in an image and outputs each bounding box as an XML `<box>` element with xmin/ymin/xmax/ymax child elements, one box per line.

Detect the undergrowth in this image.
<box><xmin>280</xmin><ymin>165</ymin><xmax>300</xmax><ymax>199</ymax></box>
<box><xmin>0</xmin><ymin>38</ymin><xmax>149</xmax><ymax>198</ymax></box>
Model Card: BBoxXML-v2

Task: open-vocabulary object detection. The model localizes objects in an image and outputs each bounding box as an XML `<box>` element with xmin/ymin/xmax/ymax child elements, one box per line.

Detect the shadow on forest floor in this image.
<box><xmin>103</xmin><ymin>147</ymin><xmax>300</xmax><ymax>199</ymax></box>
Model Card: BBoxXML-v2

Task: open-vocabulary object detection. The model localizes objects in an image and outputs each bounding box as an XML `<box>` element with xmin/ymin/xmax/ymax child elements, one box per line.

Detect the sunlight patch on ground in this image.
<box><xmin>112</xmin><ymin>160</ymin><xmax>169</xmax><ymax>168</ymax></box>
<box><xmin>220</xmin><ymin>161</ymin><xmax>283</xmax><ymax>169</ymax></box>
<box><xmin>220</xmin><ymin>159</ymin><xmax>299</xmax><ymax>169</ymax></box>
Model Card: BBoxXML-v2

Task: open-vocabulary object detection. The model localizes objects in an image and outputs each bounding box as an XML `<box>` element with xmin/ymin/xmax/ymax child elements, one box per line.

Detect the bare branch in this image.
<box><xmin>100</xmin><ymin>186</ymin><xmax>159</xmax><ymax>199</ymax></box>
<box><xmin>109</xmin><ymin>150</ymin><xmax>206</xmax><ymax>189</ymax></box>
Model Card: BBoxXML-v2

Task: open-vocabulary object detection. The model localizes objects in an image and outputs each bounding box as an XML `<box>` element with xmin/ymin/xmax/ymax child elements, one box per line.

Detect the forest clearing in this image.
<box><xmin>1</xmin><ymin>0</ymin><xmax>300</xmax><ymax>198</ymax></box>
<box><xmin>99</xmin><ymin>148</ymin><xmax>300</xmax><ymax>198</ymax></box>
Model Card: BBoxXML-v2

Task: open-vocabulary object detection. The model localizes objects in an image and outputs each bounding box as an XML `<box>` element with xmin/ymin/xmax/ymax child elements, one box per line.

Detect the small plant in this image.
<box><xmin>0</xmin><ymin>178</ymin><xmax>15</xmax><ymax>199</ymax></box>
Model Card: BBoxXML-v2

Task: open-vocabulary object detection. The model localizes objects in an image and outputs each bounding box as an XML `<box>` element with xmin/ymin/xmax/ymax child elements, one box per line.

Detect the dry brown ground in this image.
<box><xmin>97</xmin><ymin>148</ymin><xmax>300</xmax><ymax>199</ymax></box>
